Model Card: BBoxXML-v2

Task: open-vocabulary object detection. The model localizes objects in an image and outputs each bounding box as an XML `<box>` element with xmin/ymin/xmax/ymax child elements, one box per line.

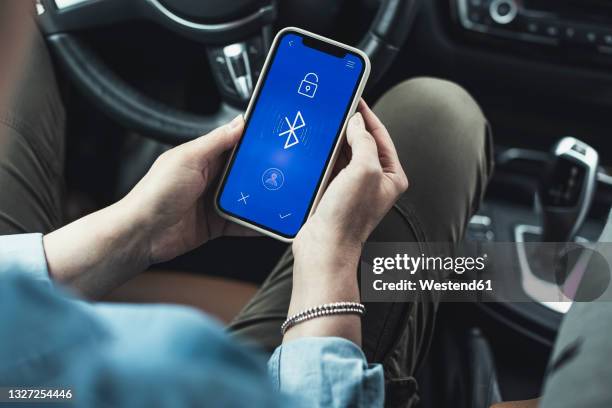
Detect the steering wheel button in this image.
<box><xmin>54</xmin><ymin>0</ymin><xmax>92</xmax><ymax>9</ymax></box>
<box><xmin>36</xmin><ymin>0</ymin><xmax>45</xmax><ymax>15</ymax></box>
<box><xmin>247</xmin><ymin>37</ymin><xmax>264</xmax><ymax>57</ymax></box>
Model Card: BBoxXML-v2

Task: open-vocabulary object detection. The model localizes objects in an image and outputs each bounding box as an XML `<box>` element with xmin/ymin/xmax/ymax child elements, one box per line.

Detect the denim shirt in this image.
<box><xmin>0</xmin><ymin>234</ymin><xmax>384</xmax><ymax>407</ymax></box>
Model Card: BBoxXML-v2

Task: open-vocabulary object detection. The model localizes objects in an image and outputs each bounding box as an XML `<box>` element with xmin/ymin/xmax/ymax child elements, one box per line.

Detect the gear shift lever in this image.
<box><xmin>537</xmin><ymin>137</ymin><xmax>599</xmax><ymax>242</ymax></box>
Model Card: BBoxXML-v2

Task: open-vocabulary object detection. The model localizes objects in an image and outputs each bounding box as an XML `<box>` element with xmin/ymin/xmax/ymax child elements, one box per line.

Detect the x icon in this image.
<box><xmin>279</xmin><ymin>111</ymin><xmax>305</xmax><ymax>149</ymax></box>
<box><xmin>237</xmin><ymin>192</ymin><xmax>249</xmax><ymax>204</ymax></box>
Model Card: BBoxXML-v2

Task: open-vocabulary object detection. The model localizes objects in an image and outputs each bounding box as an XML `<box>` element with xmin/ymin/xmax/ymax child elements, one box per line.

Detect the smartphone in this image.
<box><xmin>215</xmin><ymin>27</ymin><xmax>370</xmax><ymax>242</ymax></box>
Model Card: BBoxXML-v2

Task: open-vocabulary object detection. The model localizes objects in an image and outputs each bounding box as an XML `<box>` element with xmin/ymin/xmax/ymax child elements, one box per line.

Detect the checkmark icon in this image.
<box><xmin>279</xmin><ymin>213</ymin><xmax>292</xmax><ymax>219</ymax></box>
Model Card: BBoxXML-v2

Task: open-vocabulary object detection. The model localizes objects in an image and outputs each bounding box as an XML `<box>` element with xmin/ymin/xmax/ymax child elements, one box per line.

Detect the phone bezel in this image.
<box><xmin>214</xmin><ymin>27</ymin><xmax>371</xmax><ymax>242</ymax></box>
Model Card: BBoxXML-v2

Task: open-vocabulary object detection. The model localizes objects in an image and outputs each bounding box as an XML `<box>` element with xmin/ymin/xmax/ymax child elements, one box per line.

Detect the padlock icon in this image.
<box><xmin>298</xmin><ymin>73</ymin><xmax>319</xmax><ymax>98</ymax></box>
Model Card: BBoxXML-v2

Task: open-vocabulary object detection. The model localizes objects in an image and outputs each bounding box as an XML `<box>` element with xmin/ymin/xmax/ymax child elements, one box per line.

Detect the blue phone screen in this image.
<box><xmin>218</xmin><ymin>31</ymin><xmax>365</xmax><ymax>238</ymax></box>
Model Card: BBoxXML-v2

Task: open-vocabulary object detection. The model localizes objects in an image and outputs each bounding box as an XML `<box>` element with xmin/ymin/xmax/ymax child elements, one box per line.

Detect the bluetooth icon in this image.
<box><xmin>279</xmin><ymin>111</ymin><xmax>305</xmax><ymax>149</ymax></box>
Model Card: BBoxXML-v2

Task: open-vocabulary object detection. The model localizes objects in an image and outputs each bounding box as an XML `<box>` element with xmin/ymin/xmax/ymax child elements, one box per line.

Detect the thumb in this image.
<box><xmin>345</xmin><ymin>113</ymin><xmax>380</xmax><ymax>170</ymax></box>
<box><xmin>187</xmin><ymin>115</ymin><xmax>244</xmax><ymax>164</ymax></box>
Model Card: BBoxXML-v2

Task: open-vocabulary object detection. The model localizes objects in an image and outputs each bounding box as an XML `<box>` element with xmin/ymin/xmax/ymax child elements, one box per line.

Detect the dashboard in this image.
<box><xmin>380</xmin><ymin>0</ymin><xmax>612</xmax><ymax>159</ymax></box>
<box><xmin>456</xmin><ymin>0</ymin><xmax>612</xmax><ymax>55</ymax></box>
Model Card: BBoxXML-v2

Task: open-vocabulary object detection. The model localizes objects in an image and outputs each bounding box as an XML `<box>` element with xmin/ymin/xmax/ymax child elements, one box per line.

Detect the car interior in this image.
<box><xmin>35</xmin><ymin>0</ymin><xmax>612</xmax><ymax>406</ymax></box>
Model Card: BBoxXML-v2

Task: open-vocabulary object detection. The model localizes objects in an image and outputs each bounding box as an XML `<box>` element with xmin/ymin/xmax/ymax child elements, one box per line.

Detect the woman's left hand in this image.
<box><xmin>124</xmin><ymin>115</ymin><xmax>254</xmax><ymax>264</ymax></box>
<box><xmin>44</xmin><ymin>116</ymin><xmax>253</xmax><ymax>297</ymax></box>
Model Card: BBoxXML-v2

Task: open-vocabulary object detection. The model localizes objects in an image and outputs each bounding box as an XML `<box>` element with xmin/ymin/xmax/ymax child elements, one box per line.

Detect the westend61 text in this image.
<box><xmin>373</xmin><ymin>279</ymin><xmax>493</xmax><ymax>292</ymax></box>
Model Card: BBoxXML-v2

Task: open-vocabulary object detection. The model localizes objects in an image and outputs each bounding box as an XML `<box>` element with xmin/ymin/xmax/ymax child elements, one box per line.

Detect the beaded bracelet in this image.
<box><xmin>281</xmin><ymin>301</ymin><xmax>365</xmax><ymax>335</ymax></box>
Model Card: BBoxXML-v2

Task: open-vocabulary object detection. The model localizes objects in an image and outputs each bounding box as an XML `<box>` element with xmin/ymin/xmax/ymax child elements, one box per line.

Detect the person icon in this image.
<box><xmin>262</xmin><ymin>168</ymin><xmax>284</xmax><ymax>191</ymax></box>
<box><xmin>265</xmin><ymin>172</ymin><xmax>279</xmax><ymax>188</ymax></box>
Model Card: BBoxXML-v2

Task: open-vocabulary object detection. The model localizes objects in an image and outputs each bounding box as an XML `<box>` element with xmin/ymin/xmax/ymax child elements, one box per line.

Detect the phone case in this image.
<box><xmin>214</xmin><ymin>26</ymin><xmax>371</xmax><ymax>242</ymax></box>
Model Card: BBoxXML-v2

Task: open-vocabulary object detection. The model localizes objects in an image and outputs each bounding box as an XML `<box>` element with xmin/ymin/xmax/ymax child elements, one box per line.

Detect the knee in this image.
<box><xmin>372</xmin><ymin>77</ymin><xmax>494</xmax><ymax>224</ymax></box>
<box><xmin>373</xmin><ymin>77</ymin><xmax>488</xmax><ymax>149</ymax></box>
<box><xmin>402</xmin><ymin>77</ymin><xmax>483</xmax><ymax>123</ymax></box>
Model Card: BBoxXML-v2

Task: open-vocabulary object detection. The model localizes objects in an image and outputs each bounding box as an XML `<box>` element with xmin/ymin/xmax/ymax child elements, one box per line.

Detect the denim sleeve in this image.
<box><xmin>0</xmin><ymin>273</ymin><xmax>286</xmax><ymax>408</ymax></box>
<box><xmin>268</xmin><ymin>337</ymin><xmax>384</xmax><ymax>408</ymax></box>
<box><xmin>0</xmin><ymin>233</ymin><xmax>49</xmax><ymax>283</ymax></box>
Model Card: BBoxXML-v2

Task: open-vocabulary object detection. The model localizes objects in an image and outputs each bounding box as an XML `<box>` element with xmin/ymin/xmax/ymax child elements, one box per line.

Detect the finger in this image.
<box><xmin>187</xmin><ymin>115</ymin><xmax>244</xmax><ymax>165</ymax></box>
<box><xmin>204</xmin><ymin>194</ymin><xmax>261</xmax><ymax>238</ymax></box>
<box><xmin>223</xmin><ymin>222</ymin><xmax>262</xmax><ymax>237</ymax></box>
<box><xmin>330</xmin><ymin>141</ymin><xmax>351</xmax><ymax>181</ymax></box>
<box><xmin>358</xmin><ymin>100</ymin><xmax>402</xmax><ymax>174</ymax></box>
<box><xmin>358</xmin><ymin>99</ymin><xmax>386</xmax><ymax>133</ymax></box>
<box><xmin>345</xmin><ymin>112</ymin><xmax>380</xmax><ymax>170</ymax></box>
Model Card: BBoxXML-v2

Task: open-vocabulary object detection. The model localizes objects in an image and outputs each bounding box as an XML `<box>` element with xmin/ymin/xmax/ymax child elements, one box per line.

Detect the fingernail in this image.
<box><xmin>229</xmin><ymin>114</ymin><xmax>243</xmax><ymax>129</ymax></box>
<box><xmin>351</xmin><ymin>113</ymin><xmax>364</xmax><ymax>129</ymax></box>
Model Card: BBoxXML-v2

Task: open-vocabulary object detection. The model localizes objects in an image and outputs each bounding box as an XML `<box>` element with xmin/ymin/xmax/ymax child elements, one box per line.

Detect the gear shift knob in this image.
<box><xmin>537</xmin><ymin>137</ymin><xmax>598</xmax><ymax>242</ymax></box>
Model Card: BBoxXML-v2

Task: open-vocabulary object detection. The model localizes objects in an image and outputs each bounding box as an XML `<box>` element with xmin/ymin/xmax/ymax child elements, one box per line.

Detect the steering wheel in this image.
<box><xmin>37</xmin><ymin>0</ymin><xmax>420</xmax><ymax>145</ymax></box>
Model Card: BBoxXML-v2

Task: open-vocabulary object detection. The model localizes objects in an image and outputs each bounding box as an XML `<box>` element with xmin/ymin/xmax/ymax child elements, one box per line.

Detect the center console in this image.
<box><xmin>454</xmin><ymin>0</ymin><xmax>612</xmax><ymax>56</ymax></box>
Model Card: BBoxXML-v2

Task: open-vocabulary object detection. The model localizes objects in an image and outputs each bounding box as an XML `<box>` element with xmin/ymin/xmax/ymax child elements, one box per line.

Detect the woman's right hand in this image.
<box><xmin>294</xmin><ymin>99</ymin><xmax>409</xmax><ymax>265</ymax></box>
<box><xmin>285</xmin><ymin>100</ymin><xmax>408</xmax><ymax>345</ymax></box>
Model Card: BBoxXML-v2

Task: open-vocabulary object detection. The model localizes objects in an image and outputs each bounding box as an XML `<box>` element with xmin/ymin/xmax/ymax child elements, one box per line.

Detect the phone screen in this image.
<box><xmin>217</xmin><ymin>30</ymin><xmax>366</xmax><ymax>238</ymax></box>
